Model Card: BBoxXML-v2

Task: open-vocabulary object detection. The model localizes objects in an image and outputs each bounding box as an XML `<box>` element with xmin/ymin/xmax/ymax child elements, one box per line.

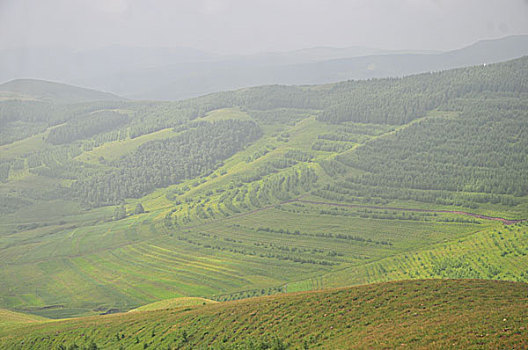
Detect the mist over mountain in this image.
<box><xmin>2</xmin><ymin>35</ymin><xmax>527</xmax><ymax>100</ymax></box>
<box><xmin>2</xmin><ymin>1</ymin><xmax>528</xmax><ymax>348</ymax></box>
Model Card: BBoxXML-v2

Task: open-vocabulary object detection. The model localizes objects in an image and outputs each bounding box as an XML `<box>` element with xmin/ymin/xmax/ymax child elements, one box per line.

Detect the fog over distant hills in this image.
<box><xmin>1</xmin><ymin>35</ymin><xmax>528</xmax><ymax>100</ymax></box>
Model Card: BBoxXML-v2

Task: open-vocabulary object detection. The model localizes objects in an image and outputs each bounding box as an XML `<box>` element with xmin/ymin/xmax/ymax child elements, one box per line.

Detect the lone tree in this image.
<box><xmin>134</xmin><ymin>203</ymin><xmax>145</xmax><ymax>215</ymax></box>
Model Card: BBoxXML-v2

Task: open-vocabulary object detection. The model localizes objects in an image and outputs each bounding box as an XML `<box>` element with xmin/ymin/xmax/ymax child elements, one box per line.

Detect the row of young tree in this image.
<box><xmin>216</xmin><ymin>165</ymin><xmax>318</xmax><ymax>213</ymax></box>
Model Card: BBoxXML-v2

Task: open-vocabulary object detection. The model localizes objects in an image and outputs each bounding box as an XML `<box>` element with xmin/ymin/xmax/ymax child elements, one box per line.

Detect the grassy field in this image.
<box><xmin>1</xmin><ymin>194</ymin><xmax>525</xmax><ymax>317</ymax></box>
<box><xmin>0</xmin><ymin>279</ymin><xmax>526</xmax><ymax>349</ymax></box>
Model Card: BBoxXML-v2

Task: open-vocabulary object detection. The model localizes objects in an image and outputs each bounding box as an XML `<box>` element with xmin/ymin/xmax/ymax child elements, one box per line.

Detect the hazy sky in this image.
<box><xmin>1</xmin><ymin>0</ymin><xmax>528</xmax><ymax>54</ymax></box>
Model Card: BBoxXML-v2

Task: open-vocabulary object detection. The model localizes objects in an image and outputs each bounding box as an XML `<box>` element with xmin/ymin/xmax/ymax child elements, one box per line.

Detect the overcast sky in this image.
<box><xmin>1</xmin><ymin>0</ymin><xmax>528</xmax><ymax>54</ymax></box>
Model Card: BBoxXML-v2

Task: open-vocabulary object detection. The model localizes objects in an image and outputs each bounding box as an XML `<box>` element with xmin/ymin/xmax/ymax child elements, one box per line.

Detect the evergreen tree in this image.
<box><xmin>134</xmin><ymin>203</ymin><xmax>145</xmax><ymax>215</ymax></box>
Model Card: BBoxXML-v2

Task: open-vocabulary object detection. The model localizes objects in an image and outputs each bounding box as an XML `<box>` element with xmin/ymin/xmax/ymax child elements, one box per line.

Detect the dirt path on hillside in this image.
<box><xmin>295</xmin><ymin>199</ymin><xmax>525</xmax><ymax>225</ymax></box>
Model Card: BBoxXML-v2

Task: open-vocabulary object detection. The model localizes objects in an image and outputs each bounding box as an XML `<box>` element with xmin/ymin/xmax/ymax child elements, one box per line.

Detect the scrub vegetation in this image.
<box><xmin>0</xmin><ymin>280</ymin><xmax>526</xmax><ymax>349</ymax></box>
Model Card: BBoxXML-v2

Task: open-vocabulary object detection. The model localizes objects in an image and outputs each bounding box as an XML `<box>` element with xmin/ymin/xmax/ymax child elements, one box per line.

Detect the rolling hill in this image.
<box><xmin>0</xmin><ymin>79</ymin><xmax>123</xmax><ymax>104</ymax></box>
<box><xmin>0</xmin><ymin>279</ymin><xmax>526</xmax><ymax>349</ymax></box>
<box><xmin>0</xmin><ymin>56</ymin><xmax>526</xmax><ymax>321</ymax></box>
<box><xmin>0</xmin><ymin>309</ymin><xmax>48</xmax><ymax>332</ymax></box>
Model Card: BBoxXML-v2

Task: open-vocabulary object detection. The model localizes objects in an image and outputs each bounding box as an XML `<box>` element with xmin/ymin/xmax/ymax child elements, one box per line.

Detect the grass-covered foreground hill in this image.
<box><xmin>0</xmin><ymin>279</ymin><xmax>526</xmax><ymax>349</ymax></box>
<box><xmin>0</xmin><ymin>57</ymin><xmax>527</xmax><ymax>318</ymax></box>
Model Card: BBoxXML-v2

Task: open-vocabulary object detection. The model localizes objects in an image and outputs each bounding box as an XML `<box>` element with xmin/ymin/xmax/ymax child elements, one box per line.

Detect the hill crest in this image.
<box><xmin>1</xmin><ymin>279</ymin><xmax>526</xmax><ymax>349</ymax></box>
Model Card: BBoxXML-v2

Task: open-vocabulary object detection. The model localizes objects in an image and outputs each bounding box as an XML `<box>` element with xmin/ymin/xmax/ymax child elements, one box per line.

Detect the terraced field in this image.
<box><xmin>290</xmin><ymin>219</ymin><xmax>528</xmax><ymax>291</ymax></box>
<box><xmin>2</xmin><ymin>194</ymin><xmax>525</xmax><ymax>317</ymax></box>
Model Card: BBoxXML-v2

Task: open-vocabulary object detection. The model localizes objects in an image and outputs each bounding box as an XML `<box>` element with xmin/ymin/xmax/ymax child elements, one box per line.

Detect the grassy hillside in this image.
<box><xmin>0</xmin><ymin>309</ymin><xmax>48</xmax><ymax>331</ymax></box>
<box><xmin>0</xmin><ymin>279</ymin><xmax>526</xmax><ymax>349</ymax></box>
<box><xmin>0</xmin><ymin>57</ymin><xmax>526</xmax><ymax>318</ymax></box>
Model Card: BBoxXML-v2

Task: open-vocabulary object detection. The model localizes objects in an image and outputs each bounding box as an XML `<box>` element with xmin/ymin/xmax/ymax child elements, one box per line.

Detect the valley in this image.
<box><xmin>0</xmin><ymin>56</ymin><xmax>527</xmax><ymax>348</ymax></box>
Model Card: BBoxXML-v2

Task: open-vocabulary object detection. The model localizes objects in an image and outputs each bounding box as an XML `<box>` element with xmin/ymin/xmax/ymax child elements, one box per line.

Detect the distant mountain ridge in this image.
<box><xmin>1</xmin><ymin>35</ymin><xmax>527</xmax><ymax>100</ymax></box>
<box><xmin>137</xmin><ymin>35</ymin><xmax>528</xmax><ymax>100</ymax></box>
